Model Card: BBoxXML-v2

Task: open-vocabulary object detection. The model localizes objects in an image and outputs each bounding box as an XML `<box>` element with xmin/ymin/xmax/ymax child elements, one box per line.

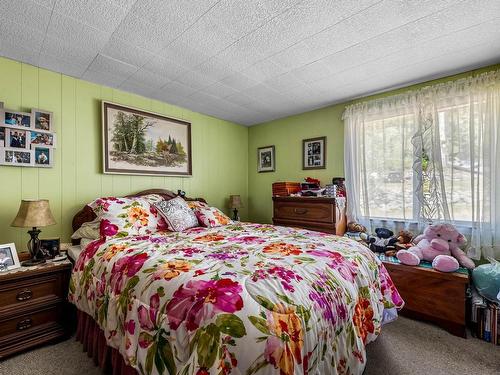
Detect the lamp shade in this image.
<box><xmin>229</xmin><ymin>195</ymin><xmax>243</xmax><ymax>209</ymax></box>
<box><xmin>11</xmin><ymin>199</ymin><xmax>56</xmax><ymax>228</ymax></box>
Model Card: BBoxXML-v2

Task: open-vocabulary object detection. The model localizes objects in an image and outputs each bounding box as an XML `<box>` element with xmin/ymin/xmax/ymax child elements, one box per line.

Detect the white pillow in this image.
<box><xmin>71</xmin><ymin>219</ymin><xmax>100</xmax><ymax>240</ymax></box>
<box><xmin>154</xmin><ymin>197</ymin><xmax>198</xmax><ymax>232</ymax></box>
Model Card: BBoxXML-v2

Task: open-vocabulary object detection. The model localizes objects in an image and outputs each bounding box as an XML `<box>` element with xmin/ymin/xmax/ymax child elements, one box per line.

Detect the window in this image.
<box><xmin>344</xmin><ymin>69</ymin><xmax>500</xmax><ymax>260</ymax></box>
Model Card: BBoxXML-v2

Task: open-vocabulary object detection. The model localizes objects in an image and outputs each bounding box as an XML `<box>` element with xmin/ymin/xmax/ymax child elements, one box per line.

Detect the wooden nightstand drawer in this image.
<box><xmin>0</xmin><ymin>304</ymin><xmax>63</xmax><ymax>338</ymax></box>
<box><xmin>274</xmin><ymin>200</ymin><xmax>334</xmax><ymax>223</ymax></box>
<box><xmin>0</xmin><ymin>274</ymin><xmax>61</xmax><ymax>311</ymax></box>
<box><xmin>0</xmin><ymin>261</ymin><xmax>72</xmax><ymax>359</ymax></box>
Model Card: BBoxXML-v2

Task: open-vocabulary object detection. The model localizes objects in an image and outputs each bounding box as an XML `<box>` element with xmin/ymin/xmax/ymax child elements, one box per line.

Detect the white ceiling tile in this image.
<box><xmin>263</xmin><ymin>72</ymin><xmax>305</xmax><ymax>92</ymax></box>
<box><xmin>113</xmin><ymin>14</ymin><xmax>173</xmax><ymax>53</ymax></box>
<box><xmin>0</xmin><ymin>20</ymin><xmax>46</xmax><ymax>54</ymax></box>
<box><xmin>124</xmin><ymin>68</ymin><xmax>171</xmax><ymax>90</ymax></box>
<box><xmin>119</xmin><ymin>79</ymin><xmax>156</xmax><ymax>97</ymax></box>
<box><xmin>199</xmin><ymin>82</ymin><xmax>240</xmax><ymax>98</ymax></box>
<box><xmin>211</xmin><ymin>0</ymin><xmax>300</xmax><ymax>39</ymax></box>
<box><xmin>82</xmin><ymin>69</ymin><xmax>127</xmax><ymax>88</ymax></box>
<box><xmin>32</xmin><ymin>0</ymin><xmax>56</xmax><ymax>7</ymax></box>
<box><xmin>160</xmin><ymin>81</ymin><xmax>198</xmax><ymax>98</ymax></box>
<box><xmin>38</xmin><ymin>54</ymin><xmax>88</xmax><ymax>77</ymax></box>
<box><xmin>143</xmin><ymin>56</ymin><xmax>187</xmax><ymax>81</ymax></box>
<box><xmin>194</xmin><ymin>58</ymin><xmax>236</xmax><ymax>82</ymax></box>
<box><xmin>86</xmin><ymin>54</ymin><xmax>138</xmax><ymax>79</ymax></box>
<box><xmin>242</xmin><ymin>60</ymin><xmax>287</xmax><ymax>82</ymax></box>
<box><xmin>290</xmin><ymin>60</ymin><xmax>334</xmax><ymax>84</ymax></box>
<box><xmin>159</xmin><ymin>41</ymin><xmax>211</xmax><ymax>69</ymax></box>
<box><xmin>0</xmin><ymin>0</ymin><xmax>52</xmax><ymax>31</ymax></box>
<box><xmin>0</xmin><ymin>42</ymin><xmax>40</xmax><ymax>67</ymax></box>
<box><xmin>171</xmin><ymin>15</ymin><xmax>237</xmax><ymax>56</ymax></box>
<box><xmin>175</xmin><ymin>70</ymin><xmax>216</xmax><ymax>90</ymax></box>
<box><xmin>54</xmin><ymin>0</ymin><xmax>129</xmax><ymax>33</ymax></box>
<box><xmin>46</xmin><ymin>14</ymin><xmax>110</xmax><ymax>52</ymax></box>
<box><xmin>42</xmin><ymin>35</ymin><xmax>97</xmax><ymax>67</ymax></box>
<box><xmin>100</xmin><ymin>35</ymin><xmax>155</xmax><ymax>68</ymax></box>
<box><xmin>220</xmin><ymin>72</ymin><xmax>259</xmax><ymax>91</ymax></box>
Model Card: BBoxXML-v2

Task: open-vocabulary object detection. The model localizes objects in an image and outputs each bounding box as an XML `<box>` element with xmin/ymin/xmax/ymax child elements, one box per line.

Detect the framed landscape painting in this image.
<box><xmin>102</xmin><ymin>102</ymin><xmax>192</xmax><ymax>176</ymax></box>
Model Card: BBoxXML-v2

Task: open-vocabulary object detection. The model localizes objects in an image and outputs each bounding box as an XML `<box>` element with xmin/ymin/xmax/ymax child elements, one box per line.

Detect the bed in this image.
<box><xmin>69</xmin><ymin>189</ymin><xmax>403</xmax><ymax>375</ymax></box>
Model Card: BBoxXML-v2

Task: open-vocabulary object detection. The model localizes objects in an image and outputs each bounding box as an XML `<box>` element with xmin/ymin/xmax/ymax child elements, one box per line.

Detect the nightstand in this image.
<box><xmin>0</xmin><ymin>260</ymin><xmax>72</xmax><ymax>359</ymax></box>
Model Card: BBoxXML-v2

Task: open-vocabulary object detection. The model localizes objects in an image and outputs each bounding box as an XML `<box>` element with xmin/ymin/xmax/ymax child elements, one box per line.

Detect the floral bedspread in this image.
<box><xmin>69</xmin><ymin>222</ymin><xmax>403</xmax><ymax>375</ymax></box>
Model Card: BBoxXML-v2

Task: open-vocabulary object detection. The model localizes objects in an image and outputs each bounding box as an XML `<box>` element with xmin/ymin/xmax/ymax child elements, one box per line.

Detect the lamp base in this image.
<box><xmin>21</xmin><ymin>258</ymin><xmax>46</xmax><ymax>267</ymax></box>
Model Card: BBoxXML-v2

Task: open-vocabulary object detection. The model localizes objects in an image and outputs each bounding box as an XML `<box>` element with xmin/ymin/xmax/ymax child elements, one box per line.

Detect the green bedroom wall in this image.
<box><xmin>247</xmin><ymin>63</ymin><xmax>500</xmax><ymax>224</ymax></box>
<box><xmin>0</xmin><ymin>57</ymin><xmax>248</xmax><ymax>255</ymax></box>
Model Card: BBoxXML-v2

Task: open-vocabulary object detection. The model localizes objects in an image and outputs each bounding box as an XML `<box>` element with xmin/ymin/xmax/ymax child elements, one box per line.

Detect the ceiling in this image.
<box><xmin>1</xmin><ymin>0</ymin><xmax>499</xmax><ymax>126</ymax></box>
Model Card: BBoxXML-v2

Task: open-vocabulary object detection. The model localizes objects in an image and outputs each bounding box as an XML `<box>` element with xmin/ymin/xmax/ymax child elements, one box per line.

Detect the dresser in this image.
<box><xmin>0</xmin><ymin>261</ymin><xmax>72</xmax><ymax>358</ymax></box>
<box><xmin>272</xmin><ymin>196</ymin><xmax>346</xmax><ymax>235</ymax></box>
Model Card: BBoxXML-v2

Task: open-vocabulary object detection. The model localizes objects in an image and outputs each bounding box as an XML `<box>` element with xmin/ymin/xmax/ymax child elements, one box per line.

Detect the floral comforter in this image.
<box><xmin>70</xmin><ymin>223</ymin><xmax>403</xmax><ymax>375</ymax></box>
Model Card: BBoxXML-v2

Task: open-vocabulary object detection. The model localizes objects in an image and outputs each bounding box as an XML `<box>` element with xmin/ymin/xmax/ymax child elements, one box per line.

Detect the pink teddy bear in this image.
<box><xmin>396</xmin><ymin>223</ymin><xmax>475</xmax><ymax>272</ymax></box>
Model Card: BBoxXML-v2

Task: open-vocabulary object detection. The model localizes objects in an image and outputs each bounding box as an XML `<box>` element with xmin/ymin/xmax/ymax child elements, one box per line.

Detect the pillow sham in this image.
<box><xmin>88</xmin><ymin>194</ymin><xmax>168</xmax><ymax>237</ymax></box>
<box><xmin>187</xmin><ymin>200</ymin><xmax>209</xmax><ymax>210</ymax></box>
<box><xmin>155</xmin><ymin>197</ymin><xmax>199</xmax><ymax>232</ymax></box>
<box><xmin>71</xmin><ymin>219</ymin><xmax>101</xmax><ymax>240</ymax></box>
<box><xmin>194</xmin><ymin>206</ymin><xmax>233</xmax><ymax>228</ymax></box>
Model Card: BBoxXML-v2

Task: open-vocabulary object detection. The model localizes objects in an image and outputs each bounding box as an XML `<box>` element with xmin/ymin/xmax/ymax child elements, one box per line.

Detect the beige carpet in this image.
<box><xmin>0</xmin><ymin>317</ymin><xmax>498</xmax><ymax>374</ymax></box>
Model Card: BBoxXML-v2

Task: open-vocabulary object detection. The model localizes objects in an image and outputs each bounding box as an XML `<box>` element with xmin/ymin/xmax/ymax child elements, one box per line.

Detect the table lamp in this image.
<box><xmin>229</xmin><ymin>195</ymin><xmax>243</xmax><ymax>221</ymax></box>
<box><xmin>11</xmin><ymin>199</ymin><xmax>56</xmax><ymax>266</ymax></box>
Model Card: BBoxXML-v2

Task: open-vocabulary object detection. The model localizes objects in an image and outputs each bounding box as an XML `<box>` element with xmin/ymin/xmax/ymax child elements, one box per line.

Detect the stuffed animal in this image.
<box><xmin>385</xmin><ymin>230</ymin><xmax>413</xmax><ymax>257</ymax></box>
<box><xmin>364</xmin><ymin>228</ymin><xmax>398</xmax><ymax>254</ymax></box>
<box><xmin>396</xmin><ymin>223</ymin><xmax>475</xmax><ymax>272</ymax></box>
<box><xmin>347</xmin><ymin>222</ymin><xmax>366</xmax><ymax>233</ymax></box>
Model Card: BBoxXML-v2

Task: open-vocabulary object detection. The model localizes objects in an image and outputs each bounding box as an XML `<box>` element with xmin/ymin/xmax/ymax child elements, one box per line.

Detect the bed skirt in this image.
<box><xmin>76</xmin><ymin>310</ymin><xmax>138</xmax><ymax>375</ymax></box>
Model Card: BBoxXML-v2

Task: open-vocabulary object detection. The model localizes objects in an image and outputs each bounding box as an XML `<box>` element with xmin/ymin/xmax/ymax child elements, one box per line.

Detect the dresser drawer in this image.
<box><xmin>274</xmin><ymin>200</ymin><xmax>334</xmax><ymax>223</ymax></box>
<box><xmin>0</xmin><ymin>274</ymin><xmax>62</xmax><ymax>312</ymax></box>
<box><xmin>0</xmin><ymin>304</ymin><xmax>63</xmax><ymax>338</ymax></box>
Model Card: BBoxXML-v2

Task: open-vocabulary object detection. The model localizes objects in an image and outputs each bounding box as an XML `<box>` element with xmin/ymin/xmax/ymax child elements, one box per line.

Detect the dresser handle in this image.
<box><xmin>294</xmin><ymin>208</ymin><xmax>308</xmax><ymax>215</ymax></box>
<box><xmin>17</xmin><ymin>318</ymin><xmax>32</xmax><ymax>331</ymax></box>
<box><xmin>16</xmin><ymin>289</ymin><xmax>33</xmax><ymax>301</ymax></box>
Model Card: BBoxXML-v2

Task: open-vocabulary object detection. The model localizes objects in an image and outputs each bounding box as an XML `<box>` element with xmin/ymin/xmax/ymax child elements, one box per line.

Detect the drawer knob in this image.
<box><xmin>17</xmin><ymin>318</ymin><xmax>32</xmax><ymax>331</ymax></box>
<box><xmin>294</xmin><ymin>208</ymin><xmax>308</xmax><ymax>215</ymax></box>
<box><xmin>16</xmin><ymin>289</ymin><xmax>33</xmax><ymax>301</ymax></box>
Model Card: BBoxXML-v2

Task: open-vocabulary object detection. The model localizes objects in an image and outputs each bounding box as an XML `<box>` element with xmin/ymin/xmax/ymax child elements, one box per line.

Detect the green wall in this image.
<box><xmin>0</xmin><ymin>57</ymin><xmax>248</xmax><ymax>254</ymax></box>
<box><xmin>248</xmin><ymin>63</ymin><xmax>500</xmax><ymax>224</ymax></box>
<box><xmin>248</xmin><ymin>105</ymin><xmax>345</xmax><ymax>223</ymax></box>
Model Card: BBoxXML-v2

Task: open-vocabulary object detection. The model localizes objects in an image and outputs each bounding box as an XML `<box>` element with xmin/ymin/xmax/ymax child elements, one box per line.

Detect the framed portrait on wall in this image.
<box><xmin>303</xmin><ymin>136</ymin><xmax>326</xmax><ymax>170</ymax></box>
<box><xmin>102</xmin><ymin>101</ymin><xmax>192</xmax><ymax>176</ymax></box>
<box><xmin>257</xmin><ymin>145</ymin><xmax>275</xmax><ymax>172</ymax></box>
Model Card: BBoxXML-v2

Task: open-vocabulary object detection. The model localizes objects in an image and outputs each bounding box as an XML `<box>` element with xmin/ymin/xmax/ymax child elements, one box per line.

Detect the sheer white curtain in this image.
<box><xmin>343</xmin><ymin>69</ymin><xmax>500</xmax><ymax>260</ymax></box>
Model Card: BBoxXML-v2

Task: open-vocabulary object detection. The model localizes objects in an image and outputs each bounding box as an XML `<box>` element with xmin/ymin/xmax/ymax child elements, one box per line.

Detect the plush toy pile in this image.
<box><xmin>349</xmin><ymin>221</ymin><xmax>476</xmax><ymax>273</ymax></box>
<box><xmin>397</xmin><ymin>223</ymin><xmax>475</xmax><ymax>272</ymax></box>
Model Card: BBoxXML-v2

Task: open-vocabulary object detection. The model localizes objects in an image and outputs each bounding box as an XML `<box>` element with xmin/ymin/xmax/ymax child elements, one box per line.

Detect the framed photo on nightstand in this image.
<box><xmin>40</xmin><ymin>238</ymin><xmax>60</xmax><ymax>259</ymax></box>
<box><xmin>0</xmin><ymin>243</ymin><xmax>21</xmax><ymax>272</ymax></box>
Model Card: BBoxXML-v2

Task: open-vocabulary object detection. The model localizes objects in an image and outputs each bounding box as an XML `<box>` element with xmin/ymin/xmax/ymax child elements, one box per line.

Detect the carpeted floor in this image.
<box><xmin>0</xmin><ymin>317</ymin><xmax>498</xmax><ymax>374</ymax></box>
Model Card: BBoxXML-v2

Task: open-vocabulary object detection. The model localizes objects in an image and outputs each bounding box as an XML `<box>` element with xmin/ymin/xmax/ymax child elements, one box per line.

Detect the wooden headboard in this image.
<box><xmin>71</xmin><ymin>188</ymin><xmax>207</xmax><ymax>235</ymax></box>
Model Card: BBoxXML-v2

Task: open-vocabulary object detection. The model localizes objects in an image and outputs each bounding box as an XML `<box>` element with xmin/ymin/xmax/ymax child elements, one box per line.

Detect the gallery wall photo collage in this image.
<box><xmin>0</xmin><ymin>101</ymin><xmax>55</xmax><ymax>168</ymax></box>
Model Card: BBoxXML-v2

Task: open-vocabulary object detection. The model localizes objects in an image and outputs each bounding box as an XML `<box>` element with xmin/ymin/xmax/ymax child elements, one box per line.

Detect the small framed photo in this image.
<box><xmin>303</xmin><ymin>136</ymin><xmax>326</xmax><ymax>170</ymax></box>
<box><xmin>40</xmin><ymin>238</ymin><xmax>60</xmax><ymax>259</ymax></box>
<box><xmin>258</xmin><ymin>145</ymin><xmax>275</xmax><ymax>173</ymax></box>
<box><xmin>3</xmin><ymin>110</ymin><xmax>32</xmax><ymax>128</ymax></box>
<box><xmin>30</xmin><ymin>130</ymin><xmax>56</xmax><ymax>147</ymax></box>
<box><xmin>5</xmin><ymin>128</ymin><xmax>30</xmax><ymax>149</ymax></box>
<box><xmin>0</xmin><ymin>243</ymin><xmax>21</xmax><ymax>272</ymax></box>
<box><xmin>34</xmin><ymin>146</ymin><xmax>53</xmax><ymax>167</ymax></box>
<box><xmin>0</xmin><ymin>148</ymin><xmax>34</xmax><ymax>166</ymax></box>
<box><xmin>0</xmin><ymin>127</ymin><xmax>5</xmax><ymax>147</ymax></box>
<box><xmin>31</xmin><ymin>109</ymin><xmax>53</xmax><ymax>131</ymax></box>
